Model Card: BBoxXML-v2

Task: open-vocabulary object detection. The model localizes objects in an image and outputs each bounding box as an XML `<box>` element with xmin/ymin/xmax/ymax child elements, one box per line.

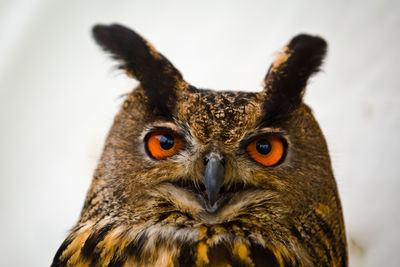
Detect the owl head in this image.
<box><xmin>53</xmin><ymin>24</ymin><xmax>347</xmax><ymax>266</ymax></box>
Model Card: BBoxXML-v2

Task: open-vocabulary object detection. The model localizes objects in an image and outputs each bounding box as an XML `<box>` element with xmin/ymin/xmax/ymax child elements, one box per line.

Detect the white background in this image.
<box><xmin>0</xmin><ymin>1</ymin><xmax>399</xmax><ymax>266</ymax></box>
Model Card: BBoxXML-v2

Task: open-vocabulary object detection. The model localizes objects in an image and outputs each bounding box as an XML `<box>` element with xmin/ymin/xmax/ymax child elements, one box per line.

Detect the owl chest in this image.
<box><xmin>60</xmin><ymin>223</ymin><xmax>287</xmax><ymax>267</ymax></box>
<box><xmin>110</xmin><ymin>238</ymin><xmax>280</xmax><ymax>267</ymax></box>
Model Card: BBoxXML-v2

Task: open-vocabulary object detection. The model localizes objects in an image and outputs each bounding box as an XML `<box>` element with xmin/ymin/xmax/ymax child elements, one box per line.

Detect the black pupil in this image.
<box><xmin>160</xmin><ymin>134</ymin><xmax>175</xmax><ymax>150</ymax></box>
<box><xmin>256</xmin><ymin>139</ymin><xmax>271</xmax><ymax>155</ymax></box>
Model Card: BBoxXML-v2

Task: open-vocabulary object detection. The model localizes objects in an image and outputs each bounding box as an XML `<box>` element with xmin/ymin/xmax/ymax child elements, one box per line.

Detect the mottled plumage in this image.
<box><xmin>52</xmin><ymin>24</ymin><xmax>347</xmax><ymax>266</ymax></box>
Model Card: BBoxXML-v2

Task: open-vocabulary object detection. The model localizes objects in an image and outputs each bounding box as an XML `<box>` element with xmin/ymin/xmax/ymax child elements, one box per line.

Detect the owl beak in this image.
<box><xmin>204</xmin><ymin>155</ymin><xmax>225</xmax><ymax>211</ymax></box>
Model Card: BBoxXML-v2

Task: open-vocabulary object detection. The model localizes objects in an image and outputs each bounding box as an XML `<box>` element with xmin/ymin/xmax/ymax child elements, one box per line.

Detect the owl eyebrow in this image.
<box><xmin>257</xmin><ymin>114</ymin><xmax>288</xmax><ymax>128</ymax></box>
<box><xmin>148</xmin><ymin>121</ymin><xmax>181</xmax><ymax>132</ymax></box>
<box><xmin>140</xmin><ymin>121</ymin><xmax>185</xmax><ymax>142</ymax></box>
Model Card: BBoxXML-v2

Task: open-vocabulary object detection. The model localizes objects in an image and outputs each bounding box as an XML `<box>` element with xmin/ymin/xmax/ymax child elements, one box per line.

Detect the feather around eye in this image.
<box><xmin>146</xmin><ymin>132</ymin><xmax>184</xmax><ymax>160</ymax></box>
<box><xmin>246</xmin><ymin>137</ymin><xmax>284</xmax><ymax>166</ymax></box>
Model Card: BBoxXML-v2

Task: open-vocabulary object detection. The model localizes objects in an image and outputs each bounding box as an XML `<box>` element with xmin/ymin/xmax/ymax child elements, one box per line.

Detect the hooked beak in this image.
<box><xmin>204</xmin><ymin>155</ymin><xmax>225</xmax><ymax>212</ymax></box>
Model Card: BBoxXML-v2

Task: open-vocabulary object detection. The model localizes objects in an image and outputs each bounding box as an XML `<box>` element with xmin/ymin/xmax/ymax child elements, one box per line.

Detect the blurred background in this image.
<box><xmin>0</xmin><ymin>0</ymin><xmax>399</xmax><ymax>266</ymax></box>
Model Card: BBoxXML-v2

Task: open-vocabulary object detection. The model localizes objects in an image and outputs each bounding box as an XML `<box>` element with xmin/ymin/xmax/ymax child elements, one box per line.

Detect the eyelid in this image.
<box><xmin>144</xmin><ymin>127</ymin><xmax>184</xmax><ymax>141</ymax></box>
<box><xmin>239</xmin><ymin>130</ymin><xmax>287</xmax><ymax>151</ymax></box>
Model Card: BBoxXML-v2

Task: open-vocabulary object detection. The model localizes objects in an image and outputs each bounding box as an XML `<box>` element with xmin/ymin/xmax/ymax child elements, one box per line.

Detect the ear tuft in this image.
<box><xmin>92</xmin><ymin>24</ymin><xmax>184</xmax><ymax>117</ymax></box>
<box><xmin>263</xmin><ymin>34</ymin><xmax>327</xmax><ymax>122</ymax></box>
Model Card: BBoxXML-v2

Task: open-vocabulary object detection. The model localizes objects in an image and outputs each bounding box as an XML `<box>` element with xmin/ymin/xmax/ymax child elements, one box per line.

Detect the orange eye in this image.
<box><xmin>146</xmin><ymin>132</ymin><xmax>184</xmax><ymax>160</ymax></box>
<box><xmin>246</xmin><ymin>137</ymin><xmax>285</xmax><ymax>166</ymax></box>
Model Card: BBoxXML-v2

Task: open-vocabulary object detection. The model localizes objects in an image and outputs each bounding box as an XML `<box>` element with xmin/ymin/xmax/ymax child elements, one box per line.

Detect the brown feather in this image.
<box><xmin>52</xmin><ymin>24</ymin><xmax>347</xmax><ymax>267</ymax></box>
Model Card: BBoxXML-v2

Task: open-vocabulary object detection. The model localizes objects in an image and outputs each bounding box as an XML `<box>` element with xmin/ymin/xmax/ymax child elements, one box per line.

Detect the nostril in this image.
<box><xmin>203</xmin><ymin>156</ymin><xmax>225</xmax><ymax>166</ymax></box>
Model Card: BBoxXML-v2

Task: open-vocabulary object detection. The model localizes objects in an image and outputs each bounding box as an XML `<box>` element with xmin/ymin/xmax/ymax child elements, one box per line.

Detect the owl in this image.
<box><xmin>52</xmin><ymin>24</ymin><xmax>347</xmax><ymax>266</ymax></box>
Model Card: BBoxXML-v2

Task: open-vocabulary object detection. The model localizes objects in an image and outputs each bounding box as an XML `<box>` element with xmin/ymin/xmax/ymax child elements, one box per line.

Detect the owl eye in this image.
<box><xmin>246</xmin><ymin>137</ymin><xmax>285</xmax><ymax>166</ymax></box>
<box><xmin>145</xmin><ymin>132</ymin><xmax>184</xmax><ymax>160</ymax></box>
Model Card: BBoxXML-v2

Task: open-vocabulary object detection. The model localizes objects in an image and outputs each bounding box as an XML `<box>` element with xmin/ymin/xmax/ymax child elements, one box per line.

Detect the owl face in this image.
<box><xmin>106</xmin><ymin>81</ymin><xmax>331</xmax><ymax>225</ymax></box>
<box><xmin>52</xmin><ymin>24</ymin><xmax>347</xmax><ymax>266</ymax></box>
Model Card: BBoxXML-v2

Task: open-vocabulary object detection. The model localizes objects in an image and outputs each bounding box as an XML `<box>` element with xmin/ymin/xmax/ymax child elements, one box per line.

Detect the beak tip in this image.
<box><xmin>205</xmin><ymin>202</ymin><xmax>218</xmax><ymax>213</ymax></box>
<box><xmin>208</xmin><ymin>198</ymin><xmax>216</xmax><ymax>207</ymax></box>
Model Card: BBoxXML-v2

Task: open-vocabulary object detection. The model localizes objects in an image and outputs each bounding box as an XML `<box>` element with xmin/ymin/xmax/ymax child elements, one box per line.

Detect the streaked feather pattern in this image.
<box><xmin>52</xmin><ymin>24</ymin><xmax>347</xmax><ymax>266</ymax></box>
